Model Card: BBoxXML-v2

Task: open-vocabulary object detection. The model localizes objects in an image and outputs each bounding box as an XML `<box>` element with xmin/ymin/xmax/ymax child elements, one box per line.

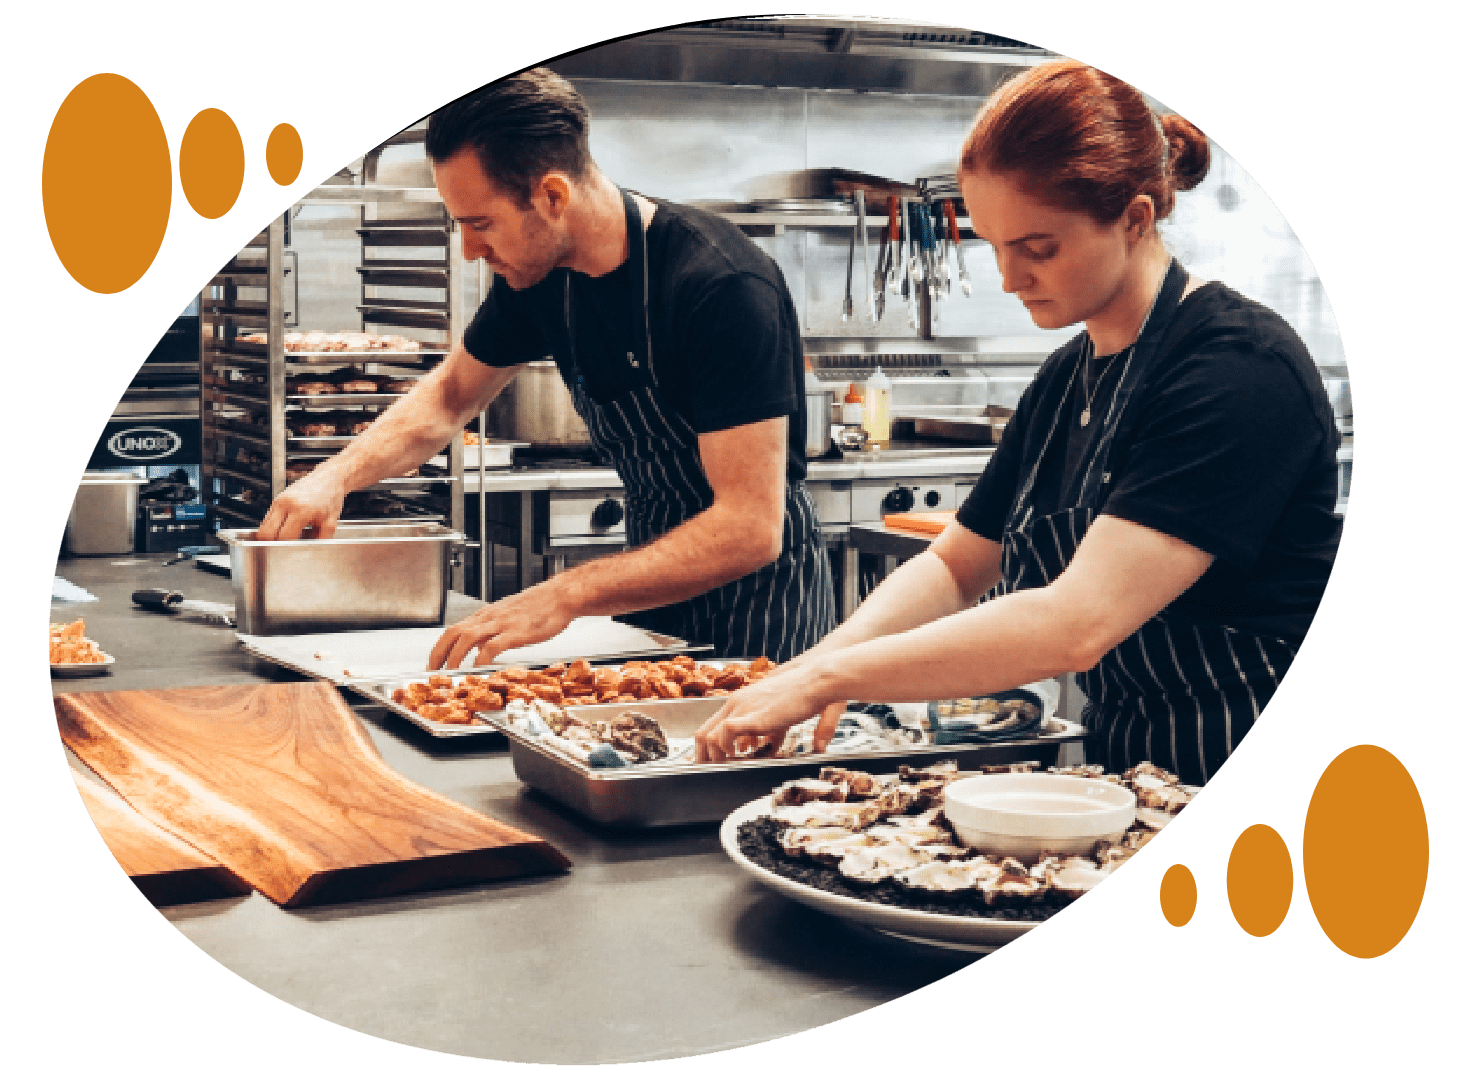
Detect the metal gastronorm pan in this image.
<box><xmin>483</xmin><ymin>698</ymin><xmax>1088</xmax><ymax>828</ymax></box>
<box><xmin>219</xmin><ymin>523</ymin><xmax>464</xmax><ymax>635</ymax></box>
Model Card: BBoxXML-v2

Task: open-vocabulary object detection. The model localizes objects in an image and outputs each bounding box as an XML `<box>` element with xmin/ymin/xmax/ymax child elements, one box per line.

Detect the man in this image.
<box><xmin>258</xmin><ymin>68</ymin><xmax>835</xmax><ymax>668</ymax></box>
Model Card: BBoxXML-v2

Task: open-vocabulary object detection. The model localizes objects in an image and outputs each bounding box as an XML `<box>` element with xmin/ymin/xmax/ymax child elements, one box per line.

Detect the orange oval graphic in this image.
<box><xmin>1227</xmin><ymin>824</ymin><xmax>1292</xmax><ymax>937</ymax></box>
<box><xmin>266</xmin><ymin>123</ymin><xmax>303</xmax><ymax>185</ymax></box>
<box><xmin>1160</xmin><ymin>863</ymin><xmax>1197</xmax><ymax>926</ymax></box>
<box><xmin>180</xmin><ymin>108</ymin><xmax>244</xmax><ymax>219</ymax></box>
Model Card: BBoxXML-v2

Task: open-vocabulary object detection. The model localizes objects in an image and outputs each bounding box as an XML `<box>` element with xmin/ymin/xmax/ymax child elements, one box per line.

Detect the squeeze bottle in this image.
<box><xmin>865</xmin><ymin>366</ymin><xmax>892</xmax><ymax>443</ymax></box>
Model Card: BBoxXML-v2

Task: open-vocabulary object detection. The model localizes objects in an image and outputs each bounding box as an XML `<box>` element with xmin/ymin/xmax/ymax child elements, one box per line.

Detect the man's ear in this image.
<box><xmin>537</xmin><ymin>172</ymin><xmax>572</xmax><ymax>219</ymax></box>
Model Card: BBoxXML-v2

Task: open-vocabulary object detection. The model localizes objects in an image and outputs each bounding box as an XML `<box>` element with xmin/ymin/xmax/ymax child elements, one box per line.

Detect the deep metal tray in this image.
<box><xmin>483</xmin><ymin>698</ymin><xmax>1087</xmax><ymax>828</ymax></box>
<box><xmin>220</xmin><ymin>522</ymin><xmax>463</xmax><ymax>635</ymax></box>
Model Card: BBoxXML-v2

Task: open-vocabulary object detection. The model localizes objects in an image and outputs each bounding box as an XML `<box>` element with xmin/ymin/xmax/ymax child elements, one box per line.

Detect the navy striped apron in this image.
<box><xmin>559</xmin><ymin>189</ymin><xmax>835</xmax><ymax>662</ymax></box>
<box><xmin>997</xmin><ymin>261</ymin><xmax>1297</xmax><ymax>785</ymax></box>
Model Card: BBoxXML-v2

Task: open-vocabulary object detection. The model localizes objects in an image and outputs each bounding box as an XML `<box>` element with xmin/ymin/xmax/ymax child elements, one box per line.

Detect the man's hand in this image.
<box><xmin>256</xmin><ymin>474</ymin><xmax>346</xmax><ymax>540</ymax></box>
<box><xmin>428</xmin><ymin>584</ymin><xmax>576</xmax><ymax>670</ymax></box>
<box><xmin>693</xmin><ymin>662</ymin><xmax>843</xmax><ymax>763</ymax></box>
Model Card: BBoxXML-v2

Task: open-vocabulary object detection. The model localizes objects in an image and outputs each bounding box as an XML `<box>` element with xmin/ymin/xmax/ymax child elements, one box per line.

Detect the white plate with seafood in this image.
<box><xmin>720</xmin><ymin>791</ymin><xmax>1042</xmax><ymax>953</ymax></box>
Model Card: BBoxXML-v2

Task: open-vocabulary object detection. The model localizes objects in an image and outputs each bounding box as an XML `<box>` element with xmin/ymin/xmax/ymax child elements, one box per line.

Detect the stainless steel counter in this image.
<box><xmin>459</xmin><ymin>451</ymin><xmax>995</xmax><ymax>494</ymax></box>
<box><xmin>49</xmin><ymin>554</ymin><xmax>976</xmax><ymax>1065</ymax></box>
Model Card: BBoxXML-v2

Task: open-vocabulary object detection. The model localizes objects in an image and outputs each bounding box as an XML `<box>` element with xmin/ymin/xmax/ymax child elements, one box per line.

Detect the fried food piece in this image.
<box><xmin>749</xmin><ymin>656</ymin><xmax>775</xmax><ymax>674</ymax></box>
<box><xmin>500</xmin><ymin>668</ymin><xmax>532</xmax><ymax>684</ymax></box>
<box><xmin>713</xmin><ymin>670</ymin><xmax>748</xmax><ymax>691</ymax></box>
<box><xmin>648</xmin><ymin>675</ymin><xmax>682</xmax><ymax>699</ymax></box>
<box><xmin>681</xmin><ymin>676</ymin><xmax>714</xmax><ymax>696</ymax></box>
<box><xmin>464</xmin><ymin>689</ymin><xmax>505</xmax><ymax>712</ymax></box>
<box><xmin>428</xmin><ymin>673</ymin><xmax>454</xmax><ymax>689</ymax></box>
<box><xmin>618</xmin><ymin>672</ymin><xmax>648</xmax><ymax>698</ymax></box>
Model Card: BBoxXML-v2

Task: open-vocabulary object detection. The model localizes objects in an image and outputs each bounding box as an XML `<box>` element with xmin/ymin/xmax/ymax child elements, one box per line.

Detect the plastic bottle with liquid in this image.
<box><xmin>865</xmin><ymin>366</ymin><xmax>892</xmax><ymax>443</ymax></box>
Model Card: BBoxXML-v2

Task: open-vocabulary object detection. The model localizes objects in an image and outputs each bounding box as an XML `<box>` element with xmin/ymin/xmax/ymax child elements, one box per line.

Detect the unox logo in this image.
<box><xmin>107</xmin><ymin>426</ymin><xmax>182</xmax><ymax>461</ymax></box>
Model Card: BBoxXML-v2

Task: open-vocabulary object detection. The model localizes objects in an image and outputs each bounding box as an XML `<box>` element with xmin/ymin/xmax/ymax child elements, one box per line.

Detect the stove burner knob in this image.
<box><xmin>591</xmin><ymin>498</ymin><xmax>624</xmax><ymax>530</ymax></box>
<box><xmin>883</xmin><ymin>486</ymin><xmax>915</xmax><ymax>514</ymax></box>
<box><xmin>924</xmin><ymin>490</ymin><xmax>941</xmax><ymax>508</ymax></box>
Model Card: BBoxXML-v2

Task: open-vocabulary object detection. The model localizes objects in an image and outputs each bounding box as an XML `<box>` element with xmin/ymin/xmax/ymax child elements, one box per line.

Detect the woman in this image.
<box><xmin>694</xmin><ymin>60</ymin><xmax>1342</xmax><ymax>785</ymax></box>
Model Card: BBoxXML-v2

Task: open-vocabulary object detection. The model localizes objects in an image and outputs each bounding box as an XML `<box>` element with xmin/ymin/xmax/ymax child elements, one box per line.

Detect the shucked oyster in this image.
<box><xmin>594</xmin><ymin>710</ymin><xmax>669</xmax><ymax>763</ymax></box>
<box><xmin>838</xmin><ymin>841</ymin><xmax>940</xmax><ymax>883</ymax></box>
<box><xmin>770</xmin><ymin>800</ymin><xmax>885</xmax><ymax>830</ymax></box>
<box><xmin>780</xmin><ymin>826</ymin><xmax>874</xmax><ymax>864</ymax></box>
<box><xmin>771</xmin><ymin>778</ymin><xmax>848</xmax><ymax>807</ymax></box>
<box><xmin>1032</xmin><ymin>855</ymin><xmax>1111</xmax><ymax>900</ymax></box>
<box><xmin>895</xmin><ymin>856</ymin><xmax>999</xmax><ymax>893</ymax></box>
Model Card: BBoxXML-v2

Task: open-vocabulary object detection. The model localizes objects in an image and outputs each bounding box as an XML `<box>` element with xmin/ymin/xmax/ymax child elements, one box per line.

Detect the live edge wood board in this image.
<box><xmin>56</xmin><ymin>683</ymin><xmax>571</xmax><ymax>907</ymax></box>
<box><xmin>71</xmin><ymin>764</ymin><xmax>252</xmax><ymax>907</ymax></box>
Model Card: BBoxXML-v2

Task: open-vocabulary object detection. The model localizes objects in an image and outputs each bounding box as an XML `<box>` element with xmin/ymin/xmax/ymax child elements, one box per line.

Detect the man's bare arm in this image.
<box><xmin>429</xmin><ymin>415</ymin><xmax>790</xmax><ymax>668</ymax></box>
<box><xmin>257</xmin><ymin>344</ymin><xmax>519</xmax><ymax>540</ymax></box>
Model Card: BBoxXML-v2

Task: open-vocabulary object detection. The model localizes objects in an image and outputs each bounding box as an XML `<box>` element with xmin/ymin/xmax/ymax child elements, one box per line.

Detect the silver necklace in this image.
<box><xmin>1079</xmin><ymin>338</ymin><xmax>1128</xmax><ymax>428</ymax></box>
<box><xmin>1078</xmin><ymin>258</ymin><xmax>1172</xmax><ymax>428</ymax></box>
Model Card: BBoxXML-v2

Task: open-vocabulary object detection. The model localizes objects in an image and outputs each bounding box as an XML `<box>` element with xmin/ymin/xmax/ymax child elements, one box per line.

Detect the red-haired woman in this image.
<box><xmin>696</xmin><ymin>60</ymin><xmax>1343</xmax><ymax>785</ymax></box>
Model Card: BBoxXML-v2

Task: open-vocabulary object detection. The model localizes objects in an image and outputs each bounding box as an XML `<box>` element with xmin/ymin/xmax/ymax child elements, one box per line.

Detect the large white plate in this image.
<box><xmin>720</xmin><ymin>789</ymin><xmax>1044</xmax><ymax>953</ymax></box>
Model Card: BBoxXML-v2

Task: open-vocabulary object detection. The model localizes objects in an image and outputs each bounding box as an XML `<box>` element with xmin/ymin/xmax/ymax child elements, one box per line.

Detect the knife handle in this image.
<box><xmin>132</xmin><ymin>588</ymin><xmax>182</xmax><ymax>611</ymax></box>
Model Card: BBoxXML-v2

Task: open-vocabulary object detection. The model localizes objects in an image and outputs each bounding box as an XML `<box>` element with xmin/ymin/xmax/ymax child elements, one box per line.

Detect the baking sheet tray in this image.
<box><xmin>904</xmin><ymin>406</ymin><xmax>1014</xmax><ymax>445</ymax></box>
<box><xmin>350</xmin><ymin>657</ymin><xmax>734</xmax><ymax>740</ymax></box>
<box><xmin>481</xmin><ymin>701</ymin><xmax>1088</xmax><ymax>828</ymax></box>
<box><xmin>240</xmin><ymin>616</ymin><xmax>705</xmax><ymax>685</ymax></box>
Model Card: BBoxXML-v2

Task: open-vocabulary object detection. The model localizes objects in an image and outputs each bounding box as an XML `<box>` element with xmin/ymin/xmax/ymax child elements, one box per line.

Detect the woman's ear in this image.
<box><xmin>1126</xmin><ymin>194</ymin><xmax>1156</xmax><ymax>240</ymax></box>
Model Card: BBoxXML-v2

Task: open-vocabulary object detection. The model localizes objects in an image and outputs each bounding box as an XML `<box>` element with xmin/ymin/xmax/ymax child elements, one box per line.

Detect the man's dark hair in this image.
<box><xmin>426</xmin><ymin>68</ymin><xmax>592</xmax><ymax>208</ymax></box>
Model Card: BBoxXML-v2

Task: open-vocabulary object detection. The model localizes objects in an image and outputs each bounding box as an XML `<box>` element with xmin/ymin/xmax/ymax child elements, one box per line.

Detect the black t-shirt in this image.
<box><xmin>957</xmin><ymin>281</ymin><xmax>1343</xmax><ymax>642</ymax></box>
<box><xmin>462</xmin><ymin>198</ymin><xmax>807</xmax><ymax>482</ymax></box>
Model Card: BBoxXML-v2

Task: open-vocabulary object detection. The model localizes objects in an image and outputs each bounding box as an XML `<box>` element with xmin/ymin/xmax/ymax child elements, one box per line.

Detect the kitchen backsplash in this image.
<box><xmin>278</xmin><ymin>72</ymin><xmax>1346</xmax><ymax>377</ymax></box>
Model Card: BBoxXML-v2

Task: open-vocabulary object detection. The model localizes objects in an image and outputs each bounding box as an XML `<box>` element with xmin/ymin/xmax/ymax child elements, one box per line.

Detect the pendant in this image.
<box><xmin>1080</xmin><ymin>407</ymin><xmax>1091</xmax><ymax>427</ymax></box>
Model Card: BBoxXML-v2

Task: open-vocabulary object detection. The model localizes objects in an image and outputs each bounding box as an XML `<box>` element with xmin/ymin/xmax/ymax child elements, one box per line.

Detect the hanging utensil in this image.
<box><xmin>855</xmin><ymin>190</ymin><xmax>874</xmax><ymax>320</ymax></box>
<box><xmin>945</xmin><ymin>199</ymin><xmax>972</xmax><ymax>297</ymax></box>
<box><xmin>873</xmin><ymin>195</ymin><xmax>894</xmax><ymax>322</ymax></box>
<box><xmin>842</xmin><ymin>206</ymin><xmax>856</xmax><ymax>322</ymax></box>
<box><xmin>911</xmin><ymin>200</ymin><xmax>923</xmax><ymax>283</ymax></box>
<box><xmin>937</xmin><ymin>208</ymin><xmax>952</xmax><ymax>295</ymax></box>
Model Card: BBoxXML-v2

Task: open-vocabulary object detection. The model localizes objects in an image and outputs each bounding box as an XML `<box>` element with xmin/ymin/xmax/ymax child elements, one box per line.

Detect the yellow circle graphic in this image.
<box><xmin>266</xmin><ymin>123</ymin><xmax>303</xmax><ymax>185</ymax></box>
<box><xmin>1305</xmin><ymin>745</ymin><xmax>1428</xmax><ymax>958</ymax></box>
<box><xmin>180</xmin><ymin>108</ymin><xmax>244</xmax><ymax>219</ymax></box>
<box><xmin>1227</xmin><ymin>824</ymin><xmax>1292</xmax><ymax>937</ymax></box>
<box><xmin>43</xmin><ymin>73</ymin><xmax>171</xmax><ymax>294</ymax></box>
<box><xmin>1160</xmin><ymin>863</ymin><xmax>1197</xmax><ymax>926</ymax></box>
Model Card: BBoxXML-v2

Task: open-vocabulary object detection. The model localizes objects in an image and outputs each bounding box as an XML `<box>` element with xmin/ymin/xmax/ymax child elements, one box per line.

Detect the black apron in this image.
<box><xmin>557</xmin><ymin>189</ymin><xmax>835</xmax><ymax>663</ymax></box>
<box><xmin>997</xmin><ymin>260</ymin><xmax>1297</xmax><ymax>785</ymax></box>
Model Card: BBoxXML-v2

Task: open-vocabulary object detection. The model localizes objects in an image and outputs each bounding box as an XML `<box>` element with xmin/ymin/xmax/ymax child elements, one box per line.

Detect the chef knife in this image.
<box><xmin>132</xmin><ymin>589</ymin><xmax>236</xmax><ymax>626</ymax></box>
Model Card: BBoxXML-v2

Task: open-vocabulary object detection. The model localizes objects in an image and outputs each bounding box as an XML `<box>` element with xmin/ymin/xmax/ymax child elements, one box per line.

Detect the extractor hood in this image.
<box><xmin>550</xmin><ymin>18</ymin><xmax>1055</xmax><ymax>97</ymax></box>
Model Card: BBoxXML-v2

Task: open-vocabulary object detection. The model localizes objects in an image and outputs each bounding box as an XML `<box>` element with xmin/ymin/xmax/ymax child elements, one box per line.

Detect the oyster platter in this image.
<box><xmin>721</xmin><ymin>761</ymin><xmax>1197</xmax><ymax>951</ymax></box>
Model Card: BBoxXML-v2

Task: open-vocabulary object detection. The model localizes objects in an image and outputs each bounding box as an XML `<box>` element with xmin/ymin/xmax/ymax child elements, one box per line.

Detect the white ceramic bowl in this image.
<box><xmin>942</xmin><ymin>774</ymin><xmax>1136</xmax><ymax>864</ymax></box>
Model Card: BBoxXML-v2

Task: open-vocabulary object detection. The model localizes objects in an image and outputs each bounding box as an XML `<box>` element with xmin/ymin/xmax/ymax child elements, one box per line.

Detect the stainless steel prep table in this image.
<box><xmin>50</xmin><ymin>553</ymin><xmax>978</xmax><ymax>1065</ymax></box>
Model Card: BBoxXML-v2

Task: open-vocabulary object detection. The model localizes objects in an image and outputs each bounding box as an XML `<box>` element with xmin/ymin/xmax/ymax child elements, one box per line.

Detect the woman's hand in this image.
<box><xmin>693</xmin><ymin>660</ymin><xmax>845</xmax><ymax>763</ymax></box>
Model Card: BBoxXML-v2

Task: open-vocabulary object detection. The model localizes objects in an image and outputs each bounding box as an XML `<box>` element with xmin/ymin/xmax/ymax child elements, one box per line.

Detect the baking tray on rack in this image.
<box><xmin>477</xmin><ymin>700</ymin><xmax>1087</xmax><ymax>828</ymax></box>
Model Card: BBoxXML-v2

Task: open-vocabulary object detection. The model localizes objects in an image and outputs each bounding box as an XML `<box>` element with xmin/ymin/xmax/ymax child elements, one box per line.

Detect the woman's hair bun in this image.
<box><xmin>1161</xmin><ymin>113</ymin><xmax>1211</xmax><ymax>193</ymax></box>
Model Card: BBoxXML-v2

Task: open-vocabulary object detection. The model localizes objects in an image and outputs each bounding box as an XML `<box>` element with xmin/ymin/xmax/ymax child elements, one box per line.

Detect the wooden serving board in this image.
<box><xmin>56</xmin><ymin>683</ymin><xmax>571</xmax><ymax>907</ymax></box>
<box><xmin>71</xmin><ymin>765</ymin><xmax>252</xmax><ymax>907</ymax></box>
